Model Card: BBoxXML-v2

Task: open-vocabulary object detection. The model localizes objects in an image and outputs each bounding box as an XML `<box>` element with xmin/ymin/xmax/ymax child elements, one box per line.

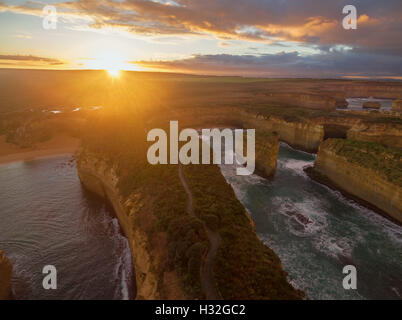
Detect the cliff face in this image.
<box><xmin>153</xmin><ymin>105</ymin><xmax>401</xmax><ymax>154</ymax></box>
<box><xmin>347</xmin><ymin>123</ymin><xmax>402</xmax><ymax>148</ymax></box>
<box><xmin>76</xmin><ymin>150</ymin><xmax>187</xmax><ymax>300</ymax></box>
<box><xmin>269</xmin><ymin>117</ymin><xmax>323</xmax><ymax>152</ymax></box>
<box><xmin>0</xmin><ymin>250</ymin><xmax>12</xmax><ymax>300</ymax></box>
<box><xmin>310</xmin><ymin>139</ymin><xmax>402</xmax><ymax>224</ymax></box>
<box><xmin>152</xmin><ymin>106</ymin><xmax>322</xmax><ymax>154</ymax></box>
<box><xmin>242</xmin><ymin>113</ymin><xmax>324</xmax><ymax>152</ymax></box>
<box><xmin>255</xmin><ymin>132</ymin><xmax>279</xmax><ymax>178</ymax></box>
<box><xmin>76</xmin><ymin>143</ymin><xmax>304</xmax><ymax>300</ymax></box>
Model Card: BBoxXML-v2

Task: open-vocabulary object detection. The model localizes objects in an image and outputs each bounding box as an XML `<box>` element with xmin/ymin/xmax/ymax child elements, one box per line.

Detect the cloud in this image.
<box><xmin>135</xmin><ymin>50</ymin><xmax>402</xmax><ymax>78</ymax></box>
<box><xmin>1</xmin><ymin>0</ymin><xmax>402</xmax><ymax>55</ymax></box>
<box><xmin>13</xmin><ymin>33</ymin><xmax>32</xmax><ymax>39</ymax></box>
<box><xmin>1</xmin><ymin>1</ymin><xmax>401</xmax><ymax>76</ymax></box>
<box><xmin>0</xmin><ymin>54</ymin><xmax>66</xmax><ymax>66</ymax></box>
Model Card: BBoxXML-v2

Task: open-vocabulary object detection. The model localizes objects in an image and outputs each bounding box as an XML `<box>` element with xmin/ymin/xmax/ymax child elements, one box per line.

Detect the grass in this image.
<box><xmin>79</xmin><ymin>109</ymin><xmax>303</xmax><ymax>299</ymax></box>
<box><xmin>322</xmin><ymin>139</ymin><xmax>402</xmax><ymax>187</ymax></box>
<box><xmin>183</xmin><ymin>163</ymin><xmax>303</xmax><ymax>299</ymax></box>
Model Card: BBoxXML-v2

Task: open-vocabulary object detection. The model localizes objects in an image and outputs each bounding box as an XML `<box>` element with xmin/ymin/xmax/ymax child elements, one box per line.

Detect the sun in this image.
<box><xmin>103</xmin><ymin>57</ymin><xmax>122</xmax><ymax>77</ymax></box>
<box><xmin>88</xmin><ymin>51</ymin><xmax>128</xmax><ymax>77</ymax></box>
<box><xmin>105</xmin><ymin>65</ymin><xmax>121</xmax><ymax>77</ymax></box>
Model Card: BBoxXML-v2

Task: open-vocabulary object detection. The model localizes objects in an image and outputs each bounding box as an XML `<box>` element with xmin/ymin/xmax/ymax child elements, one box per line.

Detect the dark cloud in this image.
<box><xmin>136</xmin><ymin>51</ymin><xmax>402</xmax><ymax>78</ymax></box>
<box><xmin>1</xmin><ymin>1</ymin><xmax>401</xmax><ymax>76</ymax></box>
<box><xmin>1</xmin><ymin>0</ymin><xmax>402</xmax><ymax>55</ymax></box>
<box><xmin>0</xmin><ymin>54</ymin><xmax>65</xmax><ymax>65</ymax></box>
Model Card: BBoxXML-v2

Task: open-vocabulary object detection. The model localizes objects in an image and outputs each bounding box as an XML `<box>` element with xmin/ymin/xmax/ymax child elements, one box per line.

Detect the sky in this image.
<box><xmin>0</xmin><ymin>0</ymin><xmax>401</xmax><ymax>78</ymax></box>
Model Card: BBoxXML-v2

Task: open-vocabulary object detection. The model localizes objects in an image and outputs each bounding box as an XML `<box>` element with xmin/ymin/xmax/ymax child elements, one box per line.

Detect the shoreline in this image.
<box><xmin>304</xmin><ymin>166</ymin><xmax>402</xmax><ymax>227</ymax></box>
<box><xmin>0</xmin><ymin>135</ymin><xmax>80</xmax><ymax>166</ymax></box>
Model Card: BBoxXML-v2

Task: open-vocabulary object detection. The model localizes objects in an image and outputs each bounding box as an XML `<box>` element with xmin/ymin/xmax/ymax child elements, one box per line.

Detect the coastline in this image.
<box><xmin>304</xmin><ymin>166</ymin><xmax>402</xmax><ymax>226</ymax></box>
<box><xmin>0</xmin><ymin>135</ymin><xmax>80</xmax><ymax>166</ymax></box>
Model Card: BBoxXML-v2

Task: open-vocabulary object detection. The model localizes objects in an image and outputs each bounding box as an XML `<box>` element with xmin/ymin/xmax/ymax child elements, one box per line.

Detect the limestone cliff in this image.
<box><xmin>151</xmin><ymin>105</ymin><xmax>322</xmax><ymax>154</ymax></box>
<box><xmin>347</xmin><ymin>123</ymin><xmax>402</xmax><ymax>148</ymax></box>
<box><xmin>242</xmin><ymin>112</ymin><xmax>324</xmax><ymax>152</ymax></box>
<box><xmin>308</xmin><ymin>139</ymin><xmax>402</xmax><ymax>224</ymax></box>
<box><xmin>152</xmin><ymin>105</ymin><xmax>401</xmax><ymax>154</ymax></box>
<box><xmin>76</xmin><ymin>150</ymin><xmax>188</xmax><ymax>300</ymax></box>
<box><xmin>255</xmin><ymin>132</ymin><xmax>279</xmax><ymax>178</ymax></box>
<box><xmin>76</xmin><ymin>142</ymin><xmax>304</xmax><ymax>300</ymax></box>
<box><xmin>0</xmin><ymin>250</ymin><xmax>12</xmax><ymax>300</ymax></box>
<box><xmin>247</xmin><ymin>111</ymin><xmax>402</xmax><ymax>151</ymax></box>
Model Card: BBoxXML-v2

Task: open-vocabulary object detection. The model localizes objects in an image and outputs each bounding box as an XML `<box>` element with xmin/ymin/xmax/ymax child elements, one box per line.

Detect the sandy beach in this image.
<box><xmin>0</xmin><ymin>135</ymin><xmax>80</xmax><ymax>166</ymax></box>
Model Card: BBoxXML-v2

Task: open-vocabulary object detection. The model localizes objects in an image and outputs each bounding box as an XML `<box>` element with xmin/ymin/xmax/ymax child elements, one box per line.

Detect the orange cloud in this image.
<box><xmin>1</xmin><ymin>0</ymin><xmax>401</xmax><ymax>55</ymax></box>
<box><xmin>0</xmin><ymin>54</ymin><xmax>66</xmax><ymax>68</ymax></box>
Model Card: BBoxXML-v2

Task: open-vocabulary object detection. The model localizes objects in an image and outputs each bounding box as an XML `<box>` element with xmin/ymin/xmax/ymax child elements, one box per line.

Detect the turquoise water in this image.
<box><xmin>1</xmin><ymin>148</ymin><xmax>400</xmax><ymax>300</ymax></box>
<box><xmin>220</xmin><ymin>143</ymin><xmax>402</xmax><ymax>300</ymax></box>
<box><xmin>0</xmin><ymin>156</ymin><xmax>134</xmax><ymax>300</ymax></box>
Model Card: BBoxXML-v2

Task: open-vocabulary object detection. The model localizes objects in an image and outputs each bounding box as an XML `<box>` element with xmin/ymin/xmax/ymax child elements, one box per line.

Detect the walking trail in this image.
<box><xmin>178</xmin><ymin>164</ymin><xmax>222</xmax><ymax>300</ymax></box>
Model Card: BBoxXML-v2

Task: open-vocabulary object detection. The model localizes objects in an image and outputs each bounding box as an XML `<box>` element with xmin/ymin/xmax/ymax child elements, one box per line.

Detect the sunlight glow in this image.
<box><xmin>106</xmin><ymin>65</ymin><xmax>120</xmax><ymax>77</ymax></box>
<box><xmin>84</xmin><ymin>50</ymin><xmax>130</xmax><ymax>77</ymax></box>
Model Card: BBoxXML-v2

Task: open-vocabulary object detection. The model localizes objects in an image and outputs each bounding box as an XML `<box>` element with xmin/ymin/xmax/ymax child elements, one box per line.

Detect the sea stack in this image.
<box><xmin>0</xmin><ymin>250</ymin><xmax>13</xmax><ymax>300</ymax></box>
<box><xmin>254</xmin><ymin>131</ymin><xmax>279</xmax><ymax>179</ymax></box>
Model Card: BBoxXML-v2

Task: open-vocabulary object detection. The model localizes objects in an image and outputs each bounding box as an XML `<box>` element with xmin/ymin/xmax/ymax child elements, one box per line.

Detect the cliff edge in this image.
<box><xmin>307</xmin><ymin>139</ymin><xmax>402</xmax><ymax>224</ymax></box>
<box><xmin>76</xmin><ymin>145</ymin><xmax>303</xmax><ymax>300</ymax></box>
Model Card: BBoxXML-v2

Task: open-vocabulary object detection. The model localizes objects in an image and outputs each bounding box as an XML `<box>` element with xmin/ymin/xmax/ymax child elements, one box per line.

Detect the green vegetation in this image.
<box><xmin>323</xmin><ymin>139</ymin><xmax>402</xmax><ymax>187</ymax></box>
<box><xmin>183</xmin><ymin>163</ymin><xmax>303</xmax><ymax>299</ymax></box>
<box><xmin>81</xmin><ymin>113</ymin><xmax>209</xmax><ymax>298</ymax></box>
<box><xmin>80</xmin><ymin>109</ymin><xmax>303</xmax><ymax>299</ymax></box>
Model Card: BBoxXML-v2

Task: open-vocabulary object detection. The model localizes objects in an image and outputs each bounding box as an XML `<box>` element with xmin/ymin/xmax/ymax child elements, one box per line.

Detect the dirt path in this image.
<box><xmin>178</xmin><ymin>164</ymin><xmax>222</xmax><ymax>300</ymax></box>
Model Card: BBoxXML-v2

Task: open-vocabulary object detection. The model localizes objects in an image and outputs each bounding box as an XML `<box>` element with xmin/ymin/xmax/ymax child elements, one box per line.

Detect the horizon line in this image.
<box><xmin>0</xmin><ymin>67</ymin><xmax>401</xmax><ymax>82</ymax></box>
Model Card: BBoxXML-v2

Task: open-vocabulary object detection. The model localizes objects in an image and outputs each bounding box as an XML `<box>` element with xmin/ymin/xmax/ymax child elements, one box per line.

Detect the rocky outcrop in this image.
<box><xmin>392</xmin><ymin>100</ymin><xmax>402</xmax><ymax>112</ymax></box>
<box><xmin>154</xmin><ymin>104</ymin><xmax>401</xmax><ymax>154</ymax></box>
<box><xmin>308</xmin><ymin>139</ymin><xmax>402</xmax><ymax>224</ymax></box>
<box><xmin>76</xmin><ymin>146</ymin><xmax>304</xmax><ymax>300</ymax></box>
<box><xmin>0</xmin><ymin>251</ymin><xmax>12</xmax><ymax>300</ymax></box>
<box><xmin>363</xmin><ymin>101</ymin><xmax>381</xmax><ymax>109</ymax></box>
<box><xmin>254</xmin><ymin>132</ymin><xmax>279</xmax><ymax>178</ymax></box>
<box><xmin>76</xmin><ymin>150</ymin><xmax>187</xmax><ymax>300</ymax></box>
<box><xmin>242</xmin><ymin>113</ymin><xmax>324</xmax><ymax>152</ymax></box>
<box><xmin>347</xmin><ymin>123</ymin><xmax>402</xmax><ymax>148</ymax></box>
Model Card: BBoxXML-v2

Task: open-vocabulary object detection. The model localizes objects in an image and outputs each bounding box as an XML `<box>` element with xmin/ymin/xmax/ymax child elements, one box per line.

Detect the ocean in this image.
<box><xmin>0</xmin><ymin>155</ymin><xmax>134</xmax><ymax>300</ymax></box>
